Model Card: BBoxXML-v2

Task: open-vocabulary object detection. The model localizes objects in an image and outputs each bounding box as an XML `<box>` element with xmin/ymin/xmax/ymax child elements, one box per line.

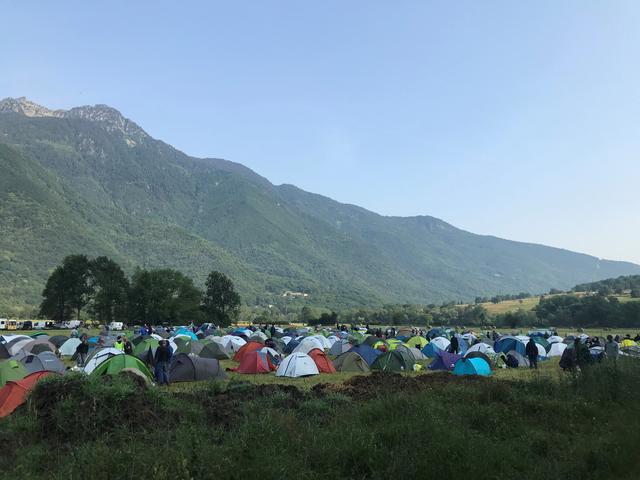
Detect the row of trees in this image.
<box><xmin>39</xmin><ymin>255</ymin><xmax>241</xmax><ymax>326</ymax></box>
<box><xmin>534</xmin><ymin>293</ymin><xmax>640</xmax><ymax>328</ymax></box>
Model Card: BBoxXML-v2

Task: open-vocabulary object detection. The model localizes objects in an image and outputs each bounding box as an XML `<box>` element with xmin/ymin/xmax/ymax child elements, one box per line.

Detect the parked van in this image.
<box><xmin>109</xmin><ymin>321</ymin><xmax>124</xmax><ymax>331</ymax></box>
<box><xmin>63</xmin><ymin>320</ymin><xmax>82</xmax><ymax>329</ymax></box>
<box><xmin>33</xmin><ymin>320</ymin><xmax>53</xmax><ymax>329</ymax></box>
<box><xmin>0</xmin><ymin>319</ymin><xmax>18</xmax><ymax>330</ymax></box>
<box><xmin>0</xmin><ymin>319</ymin><xmax>7</xmax><ymax>330</ymax></box>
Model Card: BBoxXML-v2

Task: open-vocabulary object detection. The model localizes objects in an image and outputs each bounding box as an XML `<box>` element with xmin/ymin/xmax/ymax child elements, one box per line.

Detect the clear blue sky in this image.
<box><xmin>2</xmin><ymin>1</ymin><xmax>639</xmax><ymax>263</ymax></box>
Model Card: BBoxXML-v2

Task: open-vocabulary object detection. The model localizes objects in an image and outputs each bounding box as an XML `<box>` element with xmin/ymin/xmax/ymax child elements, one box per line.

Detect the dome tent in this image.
<box><xmin>453</xmin><ymin>357</ymin><xmax>491</xmax><ymax>376</ymax></box>
<box><xmin>0</xmin><ymin>371</ymin><xmax>57</xmax><ymax>418</ymax></box>
<box><xmin>405</xmin><ymin>336</ymin><xmax>428</xmax><ymax>349</ymax></box>
<box><xmin>333</xmin><ymin>352</ymin><xmax>370</xmax><ymax>373</ymax></box>
<box><xmin>0</xmin><ymin>360</ymin><xmax>28</xmax><ymax>387</ymax></box>
<box><xmin>20</xmin><ymin>352</ymin><xmax>66</xmax><ymax>375</ymax></box>
<box><xmin>371</xmin><ymin>350</ymin><xmax>415</xmax><ymax>373</ymax></box>
<box><xmin>200</xmin><ymin>341</ymin><xmax>231</xmax><ymax>360</ymax></box>
<box><xmin>59</xmin><ymin>338</ymin><xmax>82</xmax><ymax>356</ymax></box>
<box><xmin>233</xmin><ymin>341</ymin><xmax>263</xmax><ymax>362</ymax></box>
<box><xmin>422</xmin><ymin>337</ymin><xmax>450</xmax><ymax>358</ymax></box>
<box><xmin>428</xmin><ymin>351</ymin><xmax>462</xmax><ymax>371</ymax></box>
<box><xmin>90</xmin><ymin>354</ymin><xmax>153</xmax><ymax>381</ymax></box>
<box><xmin>349</xmin><ymin>345</ymin><xmax>382</xmax><ymax>366</ymax></box>
<box><xmin>83</xmin><ymin>348</ymin><xmax>123</xmax><ymax>374</ymax></box>
<box><xmin>276</xmin><ymin>353</ymin><xmax>319</xmax><ymax>378</ymax></box>
<box><xmin>169</xmin><ymin>353</ymin><xmax>227</xmax><ymax>382</ymax></box>
<box><xmin>328</xmin><ymin>340</ymin><xmax>352</xmax><ymax>356</ymax></box>
<box><xmin>235</xmin><ymin>350</ymin><xmax>275</xmax><ymax>374</ymax></box>
<box><xmin>307</xmin><ymin>348</ymin><xmax>336</xmax><ymax>373</ymax></box>
<box><xmin>547</xmin><ymin>342</ymin><xmax>567</xmax><ymax>357</ymax></box>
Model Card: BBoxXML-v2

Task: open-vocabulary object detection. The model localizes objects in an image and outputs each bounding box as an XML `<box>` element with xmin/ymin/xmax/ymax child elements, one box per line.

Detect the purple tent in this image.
<box><xmin>428</xmin><ymin>351</ymin><xmax>462</xmax><ymax>371</ymax></box>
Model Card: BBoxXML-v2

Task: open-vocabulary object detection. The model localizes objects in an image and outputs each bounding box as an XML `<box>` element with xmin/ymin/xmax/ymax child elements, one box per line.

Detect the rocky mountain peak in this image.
<box><xmin>0</xmin><ymin>97</ymin><xmax>147</xmax><ymax>139</ymax></box>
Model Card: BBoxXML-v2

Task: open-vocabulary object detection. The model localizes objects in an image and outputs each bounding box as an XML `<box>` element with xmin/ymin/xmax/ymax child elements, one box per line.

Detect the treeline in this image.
<box><xmin>534</xmin><ymin>294</ymin><xmax>640</xmax><ymax>328</ymax></box>
<box><xmin>474</xmin><ymin>292</ymin><xmax>532</xmax><ymax>304</ymax></box>
<box><xmin>573</xmin><ymin>275</ymin><xmax>640</xmax><ymax>297</ymax></box>
<box><xmin>39</xmin><ymin>255</ymin><xmax>241</xmax><ymax>326</ymax></box>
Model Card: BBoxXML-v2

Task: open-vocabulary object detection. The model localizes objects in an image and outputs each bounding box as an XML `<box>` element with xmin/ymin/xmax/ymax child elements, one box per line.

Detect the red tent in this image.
<box><xmin>235</xmin><ymin>350</ymin><xmax>275</xmax><ymax>374</ymax></box>
<box><xmin>0</xmin><ymin>371</ymin><xmax>57</xmax><ymax>418</ymax></box>
<box><xmin>233</xmin><ymin>341</ymin><xmax>263</xmax><ymax>362</ymax></box>
<box><xmin>308</xmin><ymin>348</ymin><xmax>336</xmax><ymax>373</ymax></box>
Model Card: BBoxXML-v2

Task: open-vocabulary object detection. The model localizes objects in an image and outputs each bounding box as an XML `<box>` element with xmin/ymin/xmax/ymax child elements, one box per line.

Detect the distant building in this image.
<box><xmin>282</xmin><ymin>291</ymin><xmax>309</xmax><ymax>298</ymax></box>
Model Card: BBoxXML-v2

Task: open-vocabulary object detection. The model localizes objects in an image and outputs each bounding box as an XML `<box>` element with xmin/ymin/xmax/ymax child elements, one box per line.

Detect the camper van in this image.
<box><xmin>108</xmin><ymin>321</ymin><xmax>124</xmax><ymax>331</ymax></box>
<box><xmin>33</xmin><ymin>321</ymin><xmax>53</xmax><ymax>329</ymax></box>
<box><xmin>0</xmin><ymin>319</ymin><xmax>18</xmax><ymax>330</ymax></box>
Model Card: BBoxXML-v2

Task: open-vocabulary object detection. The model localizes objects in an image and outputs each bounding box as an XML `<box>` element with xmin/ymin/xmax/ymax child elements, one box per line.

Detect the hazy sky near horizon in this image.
<box><xmin>2</xmin><ymin>1</ymin><xmax>639</xmax><ymax>263</ymax></box>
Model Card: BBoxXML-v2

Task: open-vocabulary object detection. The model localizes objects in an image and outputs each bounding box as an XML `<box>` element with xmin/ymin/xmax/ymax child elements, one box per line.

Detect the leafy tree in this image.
<box><xmin>631</xmin><ymin>289</ymin><xmax>640</xmax><ymax>299</ymax></box>
<box><xmin>39</xmin><ymin>255</ymin><xmax>93</xmax><ymax>321</ymax></box>
<box><xmin>201</xmin><ymin>271</ymin><xmax>241</xmax><ymax>327</ymax></box>
<box><xmin>129</xmin><ymin>268</ymin><xmax>203</xmax><ymax>325</ymax></box>
<box><xmin>89</xmin><ymin>256</ymin><xmax>129</xmax><ymax>323</ymax></box>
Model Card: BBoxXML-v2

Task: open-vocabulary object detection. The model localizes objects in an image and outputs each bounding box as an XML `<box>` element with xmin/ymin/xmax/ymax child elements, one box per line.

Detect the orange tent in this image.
<box><xmin>233</xmin><ymin>341</ymin><xmax>264</xmax><ymax>362</ymax></box>
<box><xmin>308</xmin><ymin>348</ymin><xmax>336</xmax><ymax>374</ymax></box>
<box><xmin>235</xmin><ymin>350</ymin><xmax>275</xmax><ymax>374</ymax></box>
<box><xmin>0</xmin><ymin>371</ymin><xmax>57</xmax><ymax>418</ymax></box>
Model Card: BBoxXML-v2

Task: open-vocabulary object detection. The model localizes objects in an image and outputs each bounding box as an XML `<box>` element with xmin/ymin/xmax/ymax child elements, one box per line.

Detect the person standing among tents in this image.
<box><xmin>525</xmin><ymin>338</ymin><xmax>538</xmax><ymax>369</ymax></box>
<box><xmin>114</xmin><ymin>336</ymin><xmax>125</xmax><ymax>352</ymax></box>
<box><xmin>75</xmin><ymin>336</ymin><xmax>89</xmax><ymax>368</ymax></box>
<box><xmin>449</xmin><ymin>335</ymin><xmax>459</xmax><ymax>354</ymax></box>
<box><xmin>605</xmin><ymin>335</ymin><xmax>619</xmax><ymax>360</ymax></box>
<box><xmin>573</xmin><ymin>338</ymin><xmax>590</xmax><ymax>369</ymax></box>
<box><xmin>154</xmin><ymin>339</ymin><xmax>172</xmax><ymax>386</ymax></box>
<box><xmin>123</xmin><ymin>336</ymin><xmax>133</xmax><ymax>355</ymax></box>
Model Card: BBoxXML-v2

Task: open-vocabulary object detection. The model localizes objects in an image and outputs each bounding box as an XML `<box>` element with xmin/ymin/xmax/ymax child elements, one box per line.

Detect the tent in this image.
<box><xmin>275</xmin><ymin>353</ymin><xmax>319</xmax><ymax>378</ymax></box>
<box><xmin>547</xmin><ymin>342</ymin><xmax>567</xmax><ymax>357</ymax></box>
<box><xmin>23</xmin><ymin>339</ymin><xmax>56</xmax><ymax>355</ymax></box>
<box><xmin>328</xmin><ymin>339</ymin><xmax>352</xmax><ymax>356</ymax></box>
<box><xmin>0</xmin><ymin>360</ymin><xmax>28</xmax><ymax>387</ymax></box>
<box><xmin>83</xmin><ymin>348</ymin><xmax>123</xmax><ymax>374</ymax></box>
<box><xmin>620</xmin><ymin>339</ymin><xmax>637</xmax><ymax>348</ymax></box>
<box><xmin>307</xmin><ymin>348</ymin><xmax>336</xmax><ymax>373</ymax></box>
<box><xmin>48</xmin><ymin>335</ymin><xmax>69</xmax><ymax>348</ymax></box>
<box><xmin>428</xmin><ymin>351</ymin><xmax>462</xmax><ymax>371</ymax></box>
<box><xmin>386</xmin><ymin>339</ymin><xmax>404</xmax><ymax>351</ymax></box>
<box><xmin>235</xmin><ymin>350</ymin><xmax>275</xmax><ymax>374</ymax></box>
<box><xmin>292</xmin><ymin>337</ymin><xmax>326</xmax><ymax>355</ymax></box>
<box><xmin>362</xmin><ymin>336</ymin><xmax>381</xmax><ymax>347</ymax></box>
<box><xmin>233</xmin><ymin>341</ymin><xmax>264</xmax><ymax>362</ymax></box>
<box><xmin>395</xmin><ymin>345</ymin><xmax>427</xmax><ymax>362</ymax></box>
<box><xmin>547</xmin><ymin>335</ymin><xmax>564</xmax><ymax>344</ymax></box>
<box><xmin>169</xmin><ymin>353</ymin><xmax>227</xmax><ymax>382</ymax></box>
<box><xmin>173</xmin><ymin>328</ymin><xmax>198</xmax><ymax>340</ymax></box>
<box><xmin>133</xmin><ymin>338</ymin><xmax>159</xmax><ymax>357</ymax></box>
<box><xmin>200</xmin><ymin>342</ymin><xmax>231</xmax><ymax>360</ymax></box>
<box><xmin>405</xmin><ymin>336</ymin><xmax>429</xmax><ymax>349</ymax></box>
<box><xmin>505</xmin><ymin>350</ymin><xmax>530</xmax><ymax>368</ymax></box>
<box><xmin>464</xmin><ymin>351</ymin><xmax>494</xmax><ymax>366</ymax></box>
<box><xmin>0</xmin><ymin>344</ymin><xmax>9</xmax><ymax>360</ymax></box>
<box><xmin>349</xmin><ymin>345</ymin><xmax>382</xmax><ymax>366</ymax></box>
<box><xmin>249</xmin><ymin>332</ymin><xmax>268</xmax><ymax>343</ymax></box>
<box><xmin>91</xmin><ymin>354</ymin><xmax>153</xmax><ymax>381</ymax></box>
<box><xmin>59</xmin><ymin>338</ymin><xmax>82</xmax><ymax>356</ymax></box>
<box><xmin>5</xmin><ymin>337</ymin><xmax>34</xmax><ymax>356</ymax></box>
<box><xmin>422</xmin><ymin>337</ymin><xmax>450</xmax><ymax>358</ymax></box>
<box><xmin>494</xmin><ymin>336</ymin><xmax>526</xmax><ymax>356</ymax></box>
<box><xmin>20</xmin><ymin>352</ymin><xmax>66</xmax><ymax>375</ymax></box>
<box><xmin>532</xmin><ymin>337</ymin><xmax>550</xmax><ymax>350</ymax></box>
<box><xmin>453</xmin><ymin>357</ymin><xmax>491</xmax><ymax>376</ymax></box>
<box><xmin>174</xmin><ymin>340</ymin><xmax>204</xmax><ymax>356</ymax></box>
<box><xmin>371</xmin><ymin>350</ymin><xmax>415</xmax><ymax>373</ymax></box>
<box><xmin>333</xmin><ymin>351</ymin><xmax>370</xmax><ymax>372</ymax></box>
<box><xmin>0</xmin><ymin>371</ymin><xmax>57</xmax><ymax>418</ymax></box>
<box><xmin>427</xmin><ymin>327</ymin><xmax>449</xmax><ymax>339</ymax></box>
<box><xmin>466</xmin><ymin>343</ymin><xmax>495</xmax><ymax>355</ymax></box>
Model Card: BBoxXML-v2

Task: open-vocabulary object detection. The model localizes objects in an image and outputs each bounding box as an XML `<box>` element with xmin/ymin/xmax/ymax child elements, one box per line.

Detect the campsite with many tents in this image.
<box><xmin>1</xmin><ymin>323</ymin><xmax>639</xmax><ymax>478</ymax></box>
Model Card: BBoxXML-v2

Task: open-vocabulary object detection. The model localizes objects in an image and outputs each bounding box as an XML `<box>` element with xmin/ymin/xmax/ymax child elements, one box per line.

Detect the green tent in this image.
<box><xmin>133</xmin><ymin>338</ymin><xmax>159</xmax><ymax>356</ymax></box>
<box><xmin>333</xmin><ymin>352</ymin><xmax>370</xmax><ymax>372</ymax></box>
<box><xmin>532</xmin><ymin>337</ymin><xmax>550</xmax><ymax>350</ymax></box>
<box><xmin>371</xmin><ymin>350</ymin><xmax>415</xmax><ymax>373</ymax></box>
<box><xmin>0</xmin><ymin>360</ymin><xmax>28</xmax><ymax>387</ymax></box>
<box><xmin>90</xmin><ymin>354</ymin><xmax>153</xmax><ymax>381</ymax></box>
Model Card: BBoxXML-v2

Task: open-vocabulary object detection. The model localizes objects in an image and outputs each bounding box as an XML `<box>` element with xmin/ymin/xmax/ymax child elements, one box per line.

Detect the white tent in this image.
<box><xmin>6</xmin><ymin>337</ymin><xmax>35</xmax><ymax>356</ymax></box>
<box><xmin>466</xmin><ymin>343</ymin><xmax>495</xmax><ymax>355</ymax></box>
<box><xmin>59</xmin><ymin>338</ymin><xmax>82</xmax><ymax>356</ymax></box>
<box><xmin>308</xmin><ymin>335</ymin><xmax>331</xmax><ymax>349</ymax></box>
<box><xmin>281</xmin><ymin>336</ymin><xmax>293</xmax><ymax>345</ymax></box>
<box><xmin>547</xmin><ymin>335</ymin><xmax>564</xmax><ymax>344</ymax></box>
<box><xmin>293</xmin><ymin>337</ymin><xmax>326</xmax><ymax>355</ymax></box>
<box><xmin>535</xmin><ymin>343</ymin><xmax>547</xmax><ymax>357</ymax></box>
<box><xmin>83</xmin><ymin>347</ymin><xmax>123</xmax><ymax>374</ymax></box>
<box><xmin>260</xmin><ymin>347</ymin><xmax>281</xmax><ymax>359</ymax></box>
<box><xmin>276</xmin><ymin>352</ymin><xmax>319</xmax><ymax>378</ymax></box>
<box><xmin>430</xmin><ymin>337</ymin><xmax>451</xmax><ymax>351</ymax></box>
<box><xmin>547</xmin><ymin>342</ymin><xmax>567</xmax><ymax>357</ymax></box>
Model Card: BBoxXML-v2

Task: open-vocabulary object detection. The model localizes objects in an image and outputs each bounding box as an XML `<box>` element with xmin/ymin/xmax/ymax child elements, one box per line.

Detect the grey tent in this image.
<box><xmin>20</xmin><ymin>352</ymin><xmax>66</xmax><ymax>374</ymax></box>
<box><xmin>24</xmin><ymin>339</ymin><xmax>56</xmax><ymax>355</ymax></box>
<box><xmin>48</xmin><ymin>335</ymin><xmax>69</xmax><ymax>348</ymax></box>
<box><xmin>0</xmin><ymin>343</ymin><xmax>9</xmax><ymax>359</ymax></box>
<box><xmin>396</xmin><ymin>345</ymin><xmax>427</xmax><ymax>362</ymax></box>
<box><xmin>199</xmin><ymin>342</ymin><xmax>231</xmax><ymax>360</ymax></box>
<box><xmin>333</xmin><ymin>352</ymin><xmax>370</xmax><ymax>372</ymax></box>
<box><xmin>169</xmin><ymin>353</ymin><xmax>227</xmax><ymax>382</ymax></box>
<box><xmin>329</xmin><ymin>340</ymin><xmax>352</xmax><ymax>356</ymax></box>
<box><xmin>506</xmin><ymin>350</ymin><xmax>530</xmax><ymax>368</ymax></box>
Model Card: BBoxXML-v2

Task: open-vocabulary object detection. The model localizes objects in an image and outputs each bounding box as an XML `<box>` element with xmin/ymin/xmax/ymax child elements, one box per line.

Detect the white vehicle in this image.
<box><xmin>33</xmin><ymin>321</ymin><xmax>52</xmax><ymax>329</ymax></box>
<box><xmin>0</xmin><ymin>318</ymin><xmax>8</xmax><ymax>330</ymax></box>
<box><xmin>63</xmin><ymin>320</ymin><xmax>82</xmax><ymax>329</ymax></box>
<box><xmin>108</xmin><ymin>321</ymin><xmax>124</xmax><ymax>331</ymax></box>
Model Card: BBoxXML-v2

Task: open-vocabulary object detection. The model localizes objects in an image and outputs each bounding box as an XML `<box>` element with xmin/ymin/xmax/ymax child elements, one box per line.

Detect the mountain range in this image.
<box><xmin>1</xmin><ymin>96</ymin><xmax>639</xmax><ymax>314</ymax></box>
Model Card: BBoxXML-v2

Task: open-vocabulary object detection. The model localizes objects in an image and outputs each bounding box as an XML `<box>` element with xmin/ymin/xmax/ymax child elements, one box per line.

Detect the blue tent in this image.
<box><xmin>426</xmin><ymin>327</ymin><xmax>448</xmax><ymax>340</ymax></box>
<box><xmin>283</xmin><ymin>339</ymin><xmax>301</xmax><ymax>354</ymax></box>
<box><xmin>428</xmin><ymin>351</ymin><xmax>462</xmax><ymax>371</ymax></box>
<box><xmin>422</xmin><ymin>342</ymin><xmax>444</xmax><ymax>358</ymax></box>
<box><xmin>349</xmin><ymin>344</ymin><xmax>382</xmax><ymax>366</ymax></box>
<box><xmin>494</xmin><ymin>336</ymin><xmax>526</xmax><ymax>356</ymax></box>
<box><xmin>174</xmin><ymin>328</ymin><xmax>198</xmax><ymax>340</ymax></box>
<box><xmin>453</xmin><ymin>335</ymin><xmax>469</xmax><ymax>355</ymax></box>
<box><xmin>453</xmin><ymin>357</ymin><xmax>491</xmax><ymax>376</ymax></box>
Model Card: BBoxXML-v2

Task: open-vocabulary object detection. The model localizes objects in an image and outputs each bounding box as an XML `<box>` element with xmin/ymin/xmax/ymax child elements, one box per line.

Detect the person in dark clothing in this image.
<box><xmin>449</xmin><ymin>336</ymin><xmax>459</xmax><ymax>354</ymax></box>
<box><xmin>75</xmin><ymin>336</ymin><xmax>89</xmax><ymax>368</ymax></box>
<box><xmin>270</xmin><ymin>324</ymin><xmax>276</xmax><ymax>338</ymax></box>
<box><xmin>525</xmin><ymin>338</ymin><xmax>538</xmax><ymax>369</ymax></box>
<box><xmin>154</xmin><ymin>340</ymin><xmax>172</xmax><ymax>385</ymax></box>
<box><xmin>123</xmin><ymin>336</ymin><xmax>133</xmax><ymax>355</ymax></box>
<box><xmin>574</xmin><ymin>338</ymin><xmax>591</xmax><ymax>368</ymax></box>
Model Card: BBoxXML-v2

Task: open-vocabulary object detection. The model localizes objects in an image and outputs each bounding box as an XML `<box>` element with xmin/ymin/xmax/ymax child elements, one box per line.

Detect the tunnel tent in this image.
<box><xmin>169</xmin><ymin>353</ymin><xmax>227</xmax><ymax>382</ymax></box>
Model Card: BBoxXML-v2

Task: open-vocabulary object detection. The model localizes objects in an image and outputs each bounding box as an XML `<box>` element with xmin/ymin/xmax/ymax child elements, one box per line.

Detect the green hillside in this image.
<box><xmin>1</xmin><ymin>98</ymin><xmax>639</xmax><ymax>313</ymax></box>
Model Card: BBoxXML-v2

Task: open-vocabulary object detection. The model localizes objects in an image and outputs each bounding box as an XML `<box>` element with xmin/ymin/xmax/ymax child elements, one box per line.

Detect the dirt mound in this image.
<box><xmin>312</xmin><ymin>372</ymin><xmax>487</xmax><ymax>401</ymax></box>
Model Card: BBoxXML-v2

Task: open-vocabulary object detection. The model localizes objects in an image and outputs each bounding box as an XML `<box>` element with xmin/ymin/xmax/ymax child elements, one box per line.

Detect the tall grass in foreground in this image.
<box><xmin>0</xmin><ymin>360</ymin><xmax>639</xmax><ymax>480</ymax></box>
